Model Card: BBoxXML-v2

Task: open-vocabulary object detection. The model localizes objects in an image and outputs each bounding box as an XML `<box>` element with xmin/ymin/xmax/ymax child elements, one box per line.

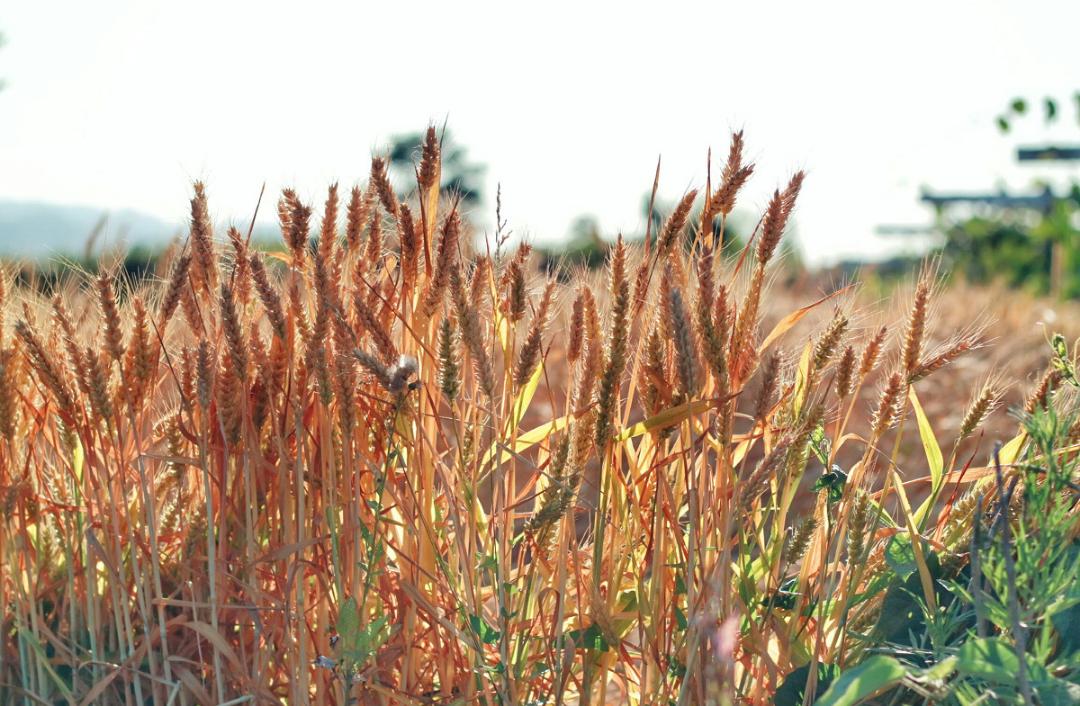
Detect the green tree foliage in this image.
<box><xmin>934</xmin><ymin>191</ymin><xmax>1080</xmax><ymax>295</ymax></box>
<box><xmin>930</xmin><ymin>93</ymin><xmax>1080</xmax><ymax>297</ymax></box>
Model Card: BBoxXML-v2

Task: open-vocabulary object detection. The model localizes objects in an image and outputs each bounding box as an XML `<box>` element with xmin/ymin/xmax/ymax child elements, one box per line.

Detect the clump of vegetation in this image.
<box><xmin>0</xmin><ymin>126</ymin><xmax>1076</xmax><ymax>705</ymax></box>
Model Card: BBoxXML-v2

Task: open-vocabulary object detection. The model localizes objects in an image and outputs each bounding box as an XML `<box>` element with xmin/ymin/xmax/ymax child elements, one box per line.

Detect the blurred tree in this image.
<box><xmin>926</xmin><ymin>93</ymin><xmax>1080</xmax><ymax>297</ymax></box>
<box><xmin>387</xmin><ymin>128</ymin><xmax>486</xmax><ymax>206</ymax></box>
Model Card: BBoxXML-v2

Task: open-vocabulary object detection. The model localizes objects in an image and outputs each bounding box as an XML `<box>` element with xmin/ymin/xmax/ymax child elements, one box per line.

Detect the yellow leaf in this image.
<box><xmin>615</xmin><ymin>398</ymin><xmax>716</xmax><ymax>441</ymax></box>
<box><xmin>997</xmin><ymin>431</ymin><xmax>1027</xmax><ymax>466</ymax></box>
<box><xmin>909</xmin><ymin>387</ymin><xmax>943</xmax><ymax>489</ymax></box>
<box><xmin>891</xmin><ymin>470</ymin><xmax>937</xmax><ymax>613</ymax></box>
<box><xmin>758</xmin><ymin>285</ymin><xmax>853</xmax><ymax>354</ymax></box>
<box><xmin>792</xmin><ymin>342</ymin><xmax>813</xmax><ymax>418</ymax></box>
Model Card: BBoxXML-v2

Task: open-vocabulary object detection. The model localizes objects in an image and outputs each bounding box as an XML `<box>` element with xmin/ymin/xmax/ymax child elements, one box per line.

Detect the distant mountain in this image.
<box><xmin>0</xmin><ymin>199</ymin><xmax>180</xmax><ymax>259</ymax></box>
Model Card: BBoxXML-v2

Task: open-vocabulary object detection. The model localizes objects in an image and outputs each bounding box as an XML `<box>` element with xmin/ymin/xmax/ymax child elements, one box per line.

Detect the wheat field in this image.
<box><xmin>0</xmin><ymin>128</ymin><xmax>1072</xmax><ymax>705</ymax></box>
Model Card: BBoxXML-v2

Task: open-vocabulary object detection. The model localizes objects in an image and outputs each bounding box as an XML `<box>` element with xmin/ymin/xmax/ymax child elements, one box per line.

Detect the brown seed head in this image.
<box><xmin>96</xmin><ymin>272</ymin><xmax>125</xmax><ymax>364</ymax></box>
<box><xmin>370</xmin><ymin>156</ymin><xmax>399</xmax><ymax>220</ymax></box>
<box><xmin>514</xmin><ymin>280</ymin><xmax>556</xmax><ymax>388</ymax></box>
<box><xmin>836</xmin><ymin>345</ymin><xmax>857</xmax><ymax>399</ymax></box>
<box><xmin>189</xmin><ymin>181</ymin><xmax>218</xmax><ymax>293</ymax></box>
<box><xmin>860</xmin><ymin>325</ymin><xmax>888</xmax><ymax>377</ymax></box>
<box><xmin>901</xmin><ymin>277</ymin><xmax>931</xmax><ymax>376</ymax></box>
<box><xmin>658</xmin><ymin>190</ymin><xmax>698</xmax><ymax>255</ymax></box>
<box><xmin>248</xmin><ymin>252</ymin><xmax>287</xmax><ymax>340</ymax></box>
<box><xmin>159</xmin><ymin>252</ymin><xmax>192</xmax><ymax>329</ymax></box>
<box><xmin>418</xmin><ymin>126</ymin><xmax>440</xmax><ymax>192</ymax></box>
<box><xmin>872</xmin><ymin>371</ymin><xmax>905</xmax><ymax>437</ymax></box>
<box><xmin>422</xmin><ymin>208</ymin><xmax>461</xmax><ymax>318</ymax></box>
<box><xmin>959</xmin><ymin>379</ymin><xmax>1000</xmax><ymax>439</ymax></box>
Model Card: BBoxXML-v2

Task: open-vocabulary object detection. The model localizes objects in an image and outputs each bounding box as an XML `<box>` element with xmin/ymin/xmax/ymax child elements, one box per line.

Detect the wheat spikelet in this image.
<box><xmin>756</xmin><ymin>172</ymin><xmax>804</xmax><ymax>265</ymax></box>
<box><xmin>398</xmin><ymin>201</ymin><xmax>419</xmax><ymax>291</ymax></box>
<box><xmin>669</xmin><ymin>287</ymin><xmax>698</xmax><ymax>398</ymax></box>
<box><xmin>708</xmin><ymin>131</ymin><xmax>755</xmax><ymax>218</ymax></box>
<box><xmin>0</xmin><ymin>350</ymin><xmax>16</xmax><ymax>439</ymax></box>
<box><xmin>96</xmin><ymin>272</ymin><xmax>125</xmax><ymax>364</ymax></box>
<box><xmin>284</xmin><ymin>192</ymin><xmax>312</xmax><ymax>264</ymax></box>
<box><xmin>959</xmin><ymin>378</ymin><xmax>1000</xmax><ymax>440</ymax></box>
<box><xmin>248</xmin><ymin>252</ymin><xmax>287</xmax><ymax>340</ymax></box>
<box><xmin>695</xmin><ymin>248</ymin><xmax>726</xmax><ymax>390</ymax></box>
<box><xmin>910</xmin><ymin>335</ymin><xmax>977</xmax><ymax>383</ymax></box>
<box><xmin>638</xmin><ymin>323</ymin><xmax>667</xmax><ymax>418</ymax></box>
<box><xmin>785</xmin><ymin>516</ymin><xmax>818</xmax><ymax>565</ymax></box>
<box><xmin>572</xmin><ymin>287</ymin><xmax>601</xmax><ymax>415</ymax></box>
<box><xmin>122</xmin><ymin>297</ymin><xmax>155</xmax><ymax>408</ymax></box>
<box><xmin>189</xmin><ymin>182</ymin><xmax>218</xmax><ymax>294</ymax></box>
<box><xmin>738</xmin><ymin>437</ymin><xmax>793</xmax><ymax>507</ymax></box>
<box><xmin>755</xmin><ymin>349</ymin><xmax>783</xmax><ymax>422</ymax></box>
<box><xmin>594</xmin><ymin>236</ymin><xmax>630</xmax><ymax>448</ymax></box>
<box><xmin>836</xmin><ymin>345</ymin><xmax>856</xmax><ymax>399</ymax></box>
<box><xmin>524</xmin><ymin>432</ymin><xmax>573</xmax><ymax>535</ymax></box>
<box><xmin>418</xmin><ymin>126</ymin><xmax>440</xmax><ymax>192</ymax></box>
<box><xmin>219</xmin><ymin>284</ymin><xmax>248</xmax><ymax>383</ymax></box>
<box><xmin>567</xmin><ymin>289</ymin><xmax>586</xmax><ymax>364</ymax></box>
<box><xmin>437</xmin><ymin>317</ymin><xmax>460</xmax><ymax>402</ymax></box>
<box><xmin>422</xmin><ymin>209</ymin><xmax>461</xmax><ymax>319</ymax></box>
<box><xmin>319</xmin><ymin>184</ymin><xmax>339</xmax><ymax>262</ymax></box>
<box><xmin>195</xmin><ymin>341</ymin><xmax>214</xmax><ymax>410</ymax></box>
<box><xmin>353</xmin><ymin>347</ymin><xmax>392</xmax><ymax>391</ymax></box>
<box><xmin>658</xmin><ymin>190</ymin><xmax>698</xmax><ymax>255</ymax></box>
<box><xmin>353</xmin><ymin>290</ymin><xmax>397</xmax><ymax>363</ymax></box>
<box><xmin>847</xmin><ymin>490</ymin><xmax>870</xmax><ymax>562</ymax></box>
<box><xmin>503</xmin><ymin>247</ymin><xmax>529</xmax><ymax>323</ymax></box>
<box><xmin>812</xmin><ymin>312</ymin><xmax>848</xmax><ymax>373</ymax></box>
<box><xmin>51</xmin><ymin>295</ymin><xmax>90</xmax><ymax>398</ymax></box>
<box><xmin>158</xmin><ymin>252</ymin><xmax>192</xmax><ymax>329</ymax></box>
<box><xmin>345</xmin><ymin>185</ymin><xmax>371</xmax><ymax>252</ymax></box>
<box><xmin>901</xmin><ymin>275</ymin><xmax>931</xmax><ymax>377</ymax></box>
<box><xmin>469</xmin><ymin>256</ymin><xmax>492</xmax><ymax>312</ymax></box>
<box><xmin>248</xmin><ymin>325</ymin><xmax>272</xmax><ymax>430</ymax></box>
<box><xmin>217</xmin><ymin>352</ymin><xmax>243</xmax><ymax>446</ymax></box>
<box><xmin>1023</xmin><ymin>366</ymin><xmax>1061</xmax><ymax>414</ymax></box>
<box><xmin>83</xmin><ymin>346</ymin><xmax>113</xmax><ymax>422</ymax></box>
<box><xmin>872</xmin><ymin>371</ymin><xmax>905</xmax><ymax>437</ymax></box>
<box><xmin>370</xmin><ymin>156</ymin><xmax>400</xmax><ymax>220</ymax></box>
<box><xmin>15</xmin><ymin>319</ymin><xmax>75</xmax><ymax>415</ymax></box>
<box><xmin>514</xmin><ymin>280</ymin><xmax>556</xmax><ymax>388</ymax></box>
<box><xmin>450</xmin><ymin>266</ymin><xmax>496</xmax><ymax>402</ymax></box>
<box><xmin>860</xmin><ymin>325</ymin><xmax>888</xmax><ymax>376</ymax></box>
<box><xmin>179</xmin><ymin>277</ymin><xmax>203</xmax><ymax>332</ymax></box>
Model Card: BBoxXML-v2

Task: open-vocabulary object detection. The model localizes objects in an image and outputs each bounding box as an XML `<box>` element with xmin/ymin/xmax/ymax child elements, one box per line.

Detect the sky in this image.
<box><xmin>1</xmin><ymin>0</ymin><xmax>1079</xmax><ymax>263</ymax></box>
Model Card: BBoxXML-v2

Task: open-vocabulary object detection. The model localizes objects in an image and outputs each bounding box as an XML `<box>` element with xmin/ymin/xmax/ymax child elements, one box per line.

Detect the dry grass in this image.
<box><xmin>0</xmin><ymin>130</ymin><xmax>1066</xmax><ymax>705</ymax></box>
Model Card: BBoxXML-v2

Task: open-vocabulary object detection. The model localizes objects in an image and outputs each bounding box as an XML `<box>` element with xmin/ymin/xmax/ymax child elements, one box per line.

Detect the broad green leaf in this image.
<box><xmin>565</xmin><ymin>623</ymin><xmax>611</xmax><ymax>652</ymax></box>
<box><xmin>884</xmin><ymin>534</ymin><xmax>918</xmax><ymax>579</ymax></box>
<box><xmin>774</xmin><ymin>664</ymin><xmax>840</xmax><ymax>706</ymax></box>
<box><xmin>469</xmin><ymin>614</ymin><xmax>501</xmax><ymax>644</ymax></box>
<box><xmin>338</xmin><ymin>597</ymin><xmax>360</xmax><ymax>652</ymax></box>
<box><xmin>956</xmin><ymin>637</ymin><xmax>1020</xmax><ymax>685</ymax></box>
<box><xmin>815</xmin><ymin>655</ymin><xmax>908</xmax><ymax>706</ymax></box>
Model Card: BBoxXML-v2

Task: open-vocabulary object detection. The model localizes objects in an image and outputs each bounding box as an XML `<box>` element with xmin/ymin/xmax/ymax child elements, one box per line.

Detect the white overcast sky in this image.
<box><xmin>2</xmin><ymin>0</ymin><xmax>1079</xmax><ymax>263</ymax></box>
